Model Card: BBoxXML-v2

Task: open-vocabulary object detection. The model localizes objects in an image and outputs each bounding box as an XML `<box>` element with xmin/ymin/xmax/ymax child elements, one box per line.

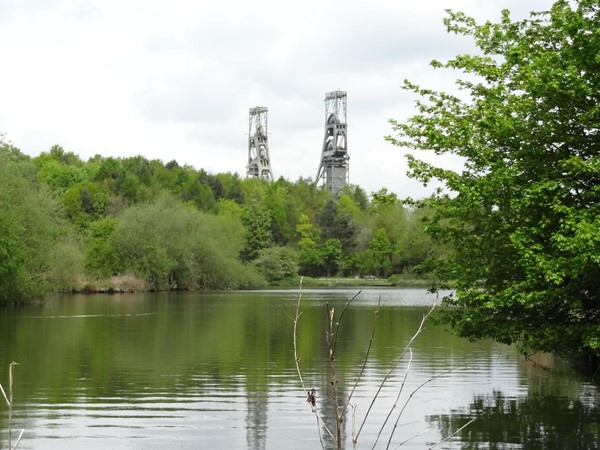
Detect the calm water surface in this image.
<box><xmin>0</xmin><ymin>289</ymin><xmax>598</xmax><ymax>449</ymax></box>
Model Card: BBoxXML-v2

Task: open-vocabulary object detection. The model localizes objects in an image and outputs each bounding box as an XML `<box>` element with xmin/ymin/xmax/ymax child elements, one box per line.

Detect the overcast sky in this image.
<box><xmin>0</xmin><ymin>0</ymin><xmax>554</xmax><ymax>198</ymax></box>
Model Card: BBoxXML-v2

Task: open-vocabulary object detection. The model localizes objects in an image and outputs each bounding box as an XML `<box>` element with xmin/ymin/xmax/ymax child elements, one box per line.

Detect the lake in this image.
<box><xmin>0</xmin><ymin>289</ymin><xmax>598</xmax><ymax>449</ymax></box>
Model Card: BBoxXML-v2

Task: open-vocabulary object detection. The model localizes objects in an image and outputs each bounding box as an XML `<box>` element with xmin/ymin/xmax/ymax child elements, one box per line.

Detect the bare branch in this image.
<box><xmin>8</xmin><ymin>362</ymin><xmax>19</xmax><ymax>450</ymax></box>
<box><xmin>0</xmin><ymin>383</ymin><xmax>9</xmax><ymax>407</ymax></box>
<box><xmin>291</xmin><ymin>278</ymin><xmax>335</xmax><ymax>445</ymax></box>
<box><xmin>332</xmin><ymin>290</ymin><xmax>362</xmax><ymax>353</ymax></box>
<box><xmin>13</xmin><ymin>429</ymin><xmax>25</xmax><ymax>450</ymax></box>
<box><xmin>343</xmin><ymin>296</ymin><xmax>380</xmax><ymax>421</ymax></box>
<box><xmin>429</xmin><ymin>418</ymin><xmax>476</xmax><ymax>449</ymax></box>
<box><xmin>356</xmin><ymin>302</ymin><xmax>437</xmax><ymax>442</ymax></box>
<box><xmin>292</xmin><ymin>278</ymin><xmax>308</xmax><ymax>395</ymax></box>
<box><xmin>392</xmin><ymin>426</ymin><xmax>435</xmax><ymax>449</ymax></box>
<box><xmin>386</xmin><ymin>366</ymin><xmax>470</xmax><ymax>449</ymax></box>
<box><xmin>326</xmin><ymin>302</ymin><xmax>343</xmax><ymax>448</ymax></box>
<box><xmin>372</xmin><ymin>347</ymin><xmax>413</xmax><ymax>449</ymax></box>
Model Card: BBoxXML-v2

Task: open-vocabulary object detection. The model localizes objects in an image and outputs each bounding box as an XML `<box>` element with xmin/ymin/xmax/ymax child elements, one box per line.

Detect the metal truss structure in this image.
<box><xmin>315</xmin><ymin>90</ymin><xmax>348</xmax><ymax>196</ymax></box>
<box><xmin>246</xmin><ymin>106</ymin><xmax>274</xmax><ymax>182</ymax></box>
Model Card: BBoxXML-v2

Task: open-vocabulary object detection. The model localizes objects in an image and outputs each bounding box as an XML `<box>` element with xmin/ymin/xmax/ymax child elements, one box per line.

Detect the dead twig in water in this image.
<box><xmin>428</xmin><ymin>418</ymin><xmax>476</xmax><ymax>450</ymax></box>
<box><xmin>326</xmin><ymin>290</ymin><xmax>365</xmax><ymax>449</ymax></box>
<box><xmin>325</xmin><ymin>302</ymin><xmax>342</xmax><ymax>449</ymax></box>
<box><xmin>1</xmin><ymin>362</ymin><xmax>24</xmax><ymax>450</ymax></box>
<box><xmin>292</xmin><ymin>278</ymin><xmax>335</xmax><ymax>448</ymax></box>
<box><xmin>371</xmin><ymin>347</ymin><xmax>414</xmax><ymax>449</ymax></box>
<box><xmin>343</xmin><ymin>296</ymin><xmax>381</xmax><ymax>426</ymax></box>
<box><xmin>293</xmin><ymin>288</ymin><xmax>474</xmax><ymax>449</ymax></box>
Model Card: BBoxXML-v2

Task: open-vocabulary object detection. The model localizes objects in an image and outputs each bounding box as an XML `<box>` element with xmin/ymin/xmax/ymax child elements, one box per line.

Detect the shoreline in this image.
<box><xmin>71</xmin><ymin>274</ymin><xmax>436</xmax><ymax>294</ymax></box>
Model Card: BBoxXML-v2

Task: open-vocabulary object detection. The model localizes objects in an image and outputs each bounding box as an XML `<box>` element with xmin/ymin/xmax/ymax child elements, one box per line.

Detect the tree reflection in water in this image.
<box><xmin>428</xmin><ymin>391</ymin><xmax>600</xmax><ymax>449</ymax></box>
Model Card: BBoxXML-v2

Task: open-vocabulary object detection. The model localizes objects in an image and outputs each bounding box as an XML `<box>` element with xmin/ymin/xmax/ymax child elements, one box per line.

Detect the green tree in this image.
<box><xmin>370</xmin><ymin>228</ymin><xmax>393</xmax><ymax>278</ymax></box>
<box><xmin>321</xmin><ymin>238</ymin><xmax>343</xmax><ymax>277</ymax></box>
<box><xmin>296</xmin><ymin>214</ymin><xmax>323</xmax><ymax>276</ymax></box>
<box><xmin>113</xmin><ymin>196</ymin><xmax>263</xmax><ymax>290</ymax></box>
<box><xmin>388</xmin><ymin>0</ymin><xmax>600</xmax><ymax>367</ymax></box>
<box><xmin>293</xmin><ymin>177</ymin><xmax>333</xmax><ymax>221</ymax></box>
<box><xmin>63</xmin><ymin>181</ymin><xmax>109</xmax><ymax>227</ymax></box>
<box><xmin>395</xmin><ymin>207</ymin><xmax>439</xmax><ymax>272</ymax></box>
<box><xmin>218</xmin><ymin>172</ymin><xmax>245</xmax><ymax>204</ymax></box>
<box><xmin>370</xmin><ymin>188</ymin><xmax>398</xmax><ymax>208</ymax></box>
<box><xmin>264</xmin><ymin>181</ymin><xmax>296</xmax><ymax>245</ymax></box>
<box><xmin>252</xmin><ymin>246</ymin><xmax>299</xmax><ymax>283</ymax></box>
<box><xmin>318</xmin><ymin>200</ymin><xmax>354</xmax><ymax>253</ymax></box>
<box><xmin>337</xmin><ymin>193</ymin><xmax>361</xmax><ymax>218</ymax></box>
<box><xmin>341</xmin><ymin>184</ymin><xmax>369</xmax><ymax>211</ymax></box>
<box><xmin>240</xmin><ymin>201</ymin><xmax>273</xmax><ymax>261</ymax></box>
<box><xmin>198</xmin><ymin>169</ymin><xmax>225</xmax><ymax>199</ymax></box>
<box><xmin>85</xmin><ymin>217</ymin><xmax>121</xmax><ymax>276</ymax></box>
<box><xmin>181</xmin><ymin>178</ymin><xmax>216</xmax><ymax>212</ymax></box>
<box><xmin>0</xmin><ymin>142</ymin><xmax>83</xmax><ymax>302</ymax></box>
<box><xmin>36</xmin><ymin>158</ymin><xmax>86</xmax><ymax>195</ymax></box>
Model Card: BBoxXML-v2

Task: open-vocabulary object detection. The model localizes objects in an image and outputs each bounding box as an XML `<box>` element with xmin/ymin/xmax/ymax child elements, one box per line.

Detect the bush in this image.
<box><xmin>112</xmin><ymin>195</ymin><xmax>265</xmax><ymax>290</ymax></box>
<box><xmin>252</xmin><ymin>247</ymin><xmax>299</xmax><ymax>283</ymax></box>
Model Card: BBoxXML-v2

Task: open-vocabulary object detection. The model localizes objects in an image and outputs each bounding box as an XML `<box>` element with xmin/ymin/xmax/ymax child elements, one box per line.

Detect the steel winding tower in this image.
<box><xmin>246</xmin><ymin>106</ymin><xmax>274</xmax><ymax>182</ymax></box>
<box><xmin>316</xmin><ymin>90</ymin><xmax>348</xmax><ymax>196</ymax></box>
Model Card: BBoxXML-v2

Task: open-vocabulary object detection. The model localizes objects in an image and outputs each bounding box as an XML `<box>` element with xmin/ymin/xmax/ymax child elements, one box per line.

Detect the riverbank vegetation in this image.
<box><xmin>0</xmin><ymin>134</ymin><xmax>441</xmax><ymax>304</ymax></box>
<box><xmin>389</xmin><ymin>0</ymin><xmax>600</xmax><ymax>369</ymax></box>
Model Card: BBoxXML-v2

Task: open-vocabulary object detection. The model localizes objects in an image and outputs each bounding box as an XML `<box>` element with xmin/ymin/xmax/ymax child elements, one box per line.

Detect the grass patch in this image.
<box><xmin>75</xmin><ymin>273</ymin><xmax>150</xmax><ymax>293</ymax></box>
<box><xmin>269</xmin><ymin>274</ymin><xmax>436</xmax><ymax>289</ymax></box>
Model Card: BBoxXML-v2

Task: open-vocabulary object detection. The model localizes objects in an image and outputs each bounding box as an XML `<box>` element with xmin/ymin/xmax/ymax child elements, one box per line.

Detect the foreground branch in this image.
<box><xmin>292</xmin><ymin>279</ymin><xmax>335</xmax><ymax>446</ymax></box>
<box><xmin>1</xmin><ymin>362</ymin><xmax>24</xmax><ymax>450</ymax></box>
<box><xmin>355</xmin><ymin>302</ymin><xmax>437</xmax><ymax>443</ymax></box>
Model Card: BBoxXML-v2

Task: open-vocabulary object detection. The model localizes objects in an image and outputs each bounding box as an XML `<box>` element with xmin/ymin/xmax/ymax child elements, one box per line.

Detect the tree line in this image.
<box><xmin>0</xmin><ymin>136</ymin><xmax>439</xmax><ymax>303</ymax></box>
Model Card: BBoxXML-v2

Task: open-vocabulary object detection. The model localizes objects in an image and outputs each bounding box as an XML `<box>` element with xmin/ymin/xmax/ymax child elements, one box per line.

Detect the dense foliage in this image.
<box><xmin>0</xmin><ymin>134</ymin><xmax>438</xmax><ymax>304</ymax></box>
<box><xmin>0</xmin><ymin>141</ymin><xmax>83</xmax><ymax>303</ymax></box>
<box><xmin>389</xmin><ymin>0</ymin><xmax>600</xmax><ymax>366</ymax></box>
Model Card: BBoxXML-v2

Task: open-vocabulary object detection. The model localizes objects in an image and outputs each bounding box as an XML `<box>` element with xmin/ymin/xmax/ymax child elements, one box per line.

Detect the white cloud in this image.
<box><xmin>0</xmin><ymin>0</ymin><xmax>555</xmax><ymax>198</ymax></box>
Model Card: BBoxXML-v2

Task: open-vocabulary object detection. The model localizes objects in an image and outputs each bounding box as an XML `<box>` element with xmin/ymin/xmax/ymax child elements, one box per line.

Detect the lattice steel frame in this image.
<box><xmin>316</xmin><ymin>90</ymin><xmax>348</xmax><ymax>196</ymax></box>
<box><xmin>246</xmin><ymin>106</ymin><xmax>274</xmax><ymax>182</ymax></box>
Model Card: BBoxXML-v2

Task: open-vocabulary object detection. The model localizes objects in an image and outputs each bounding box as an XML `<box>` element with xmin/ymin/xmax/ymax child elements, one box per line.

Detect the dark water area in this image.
<box><xmin>0</xmin><ymin>289</ymin><xmax>598</xmax><ymax>449</ymax></box>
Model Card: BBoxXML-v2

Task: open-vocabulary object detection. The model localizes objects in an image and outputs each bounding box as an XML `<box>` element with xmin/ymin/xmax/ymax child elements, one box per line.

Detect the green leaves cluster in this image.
<box><xmin>389</xmin><ymin>0</ymin><xmax>600</xmax><ymax>366</ymax></box>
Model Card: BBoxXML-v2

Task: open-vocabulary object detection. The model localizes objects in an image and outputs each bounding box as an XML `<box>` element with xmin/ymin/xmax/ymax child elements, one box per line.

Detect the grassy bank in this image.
<box><xmin>270</xmin><ymin>274</ymin><xmax>436</xmax><ymax>289</ymax></box>
<box><xmin>71</xmin><ymin>273</ymin><xmax>436</xmax><ymax>294</ymax></box>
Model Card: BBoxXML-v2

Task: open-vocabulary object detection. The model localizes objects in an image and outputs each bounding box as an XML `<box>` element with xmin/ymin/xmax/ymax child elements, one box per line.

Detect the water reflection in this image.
<box><xmin>0</xmin><ymin>290</ymin><xmax>597</xmax><ymax>449</ymax></box>
<box><xmin>429</xmin><ymin>391</ymin><xmax>600</xmax><ymax>449</ymax></box>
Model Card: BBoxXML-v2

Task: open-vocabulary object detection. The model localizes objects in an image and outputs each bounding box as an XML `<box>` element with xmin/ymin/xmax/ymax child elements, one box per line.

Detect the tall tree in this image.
<box><xmin>321</xmin><ymin>238</ymin><xmax>343</xmax><ymax>277</ymax></box>
<box><xmin>370</xmin><ymin>229</ymin><xmax>393</xmax><ymax>278</ymax></box>
<box><xmin>240</xmin><ymin>201</ymin><xmax>273</xmax><ymax>261</ymax></box>
<box><xmin>388</xmin><ymin>0</ymin><xmax>600</xmax><ymax>367</ymax></box>
<box><xmin>296</xmin><ymin>214</ymin><xmax>323</xmax><ymax>276</ymax></box>
<box><xmin>318</xmin><ymin>200</ymin><xmax>354</xmax><ymax>253</ymax></box>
